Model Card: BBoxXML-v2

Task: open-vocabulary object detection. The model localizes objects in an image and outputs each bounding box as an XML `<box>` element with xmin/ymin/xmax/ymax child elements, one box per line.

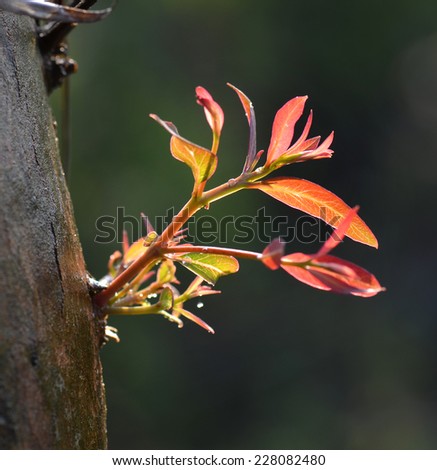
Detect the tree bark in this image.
<box><xmin>0</xmin><ymin>11</ymin><xmax>107</xmax><ymax>449</ymax></box>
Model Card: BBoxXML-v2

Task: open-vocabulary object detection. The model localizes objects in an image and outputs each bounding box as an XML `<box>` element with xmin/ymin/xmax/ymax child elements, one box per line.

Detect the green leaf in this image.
<box><xmin>157</xmin><ymin>260</ymin><xmax>176</xmax><ymax>284</ymax></box>
<box><xmin>177</xmin><ymin>253</ymin><xmax>239</xmax><ymax>285</ymax></box>
<box><xmin>170</xmin><ymin>136</ymin><xmax>217</xmax><ymax>185</ymax></box>
<box><xmin>150</xmin><ymin>113</ymin><xmax>217</xmax><ymax>186</ymax></box>
<box><xmin>124</xmin><ymin>238</ymin><xmax>147</xmax><ymax>265</ymax></box>
<box><xmin>159</xmin><ymin>287</ymin><xmax>174</xmax><ymax>311</ymax></box>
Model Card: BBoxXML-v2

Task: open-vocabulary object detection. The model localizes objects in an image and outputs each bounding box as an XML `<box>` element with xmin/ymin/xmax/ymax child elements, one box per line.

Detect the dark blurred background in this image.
<box><xmin>52</xmin><ymin>0</ymin><xmax>437</xmax><ymax>449</ymax></box>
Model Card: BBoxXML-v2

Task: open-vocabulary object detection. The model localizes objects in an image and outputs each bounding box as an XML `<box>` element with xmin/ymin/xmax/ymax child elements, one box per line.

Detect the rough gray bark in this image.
<box><xmin>0</xmin><ymin>11</ymin><xmax>107</xmax><ymax>449</ymax></box>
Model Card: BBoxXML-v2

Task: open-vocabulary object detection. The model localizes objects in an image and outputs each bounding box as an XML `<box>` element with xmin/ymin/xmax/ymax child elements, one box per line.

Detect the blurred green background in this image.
<box><xmin>53</xmin><ymin>0</ymin><xmax>437</xmax><ymax>449</ymax></box>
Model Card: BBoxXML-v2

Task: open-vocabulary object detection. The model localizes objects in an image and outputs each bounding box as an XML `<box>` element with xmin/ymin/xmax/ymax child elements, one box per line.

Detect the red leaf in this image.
<box><xmin>251</xmin><ymin>177</ymin><xmax>378</xmax><ymax>248</ymax></box>
<box><xmin>266</xmin><ymin>96</ymin><xmax>308</xmax><ymax>166</ymax></box>
<box><xmin>315</xmin><ymin>206</ymin><xmax>359</xmax><ymax>257</ymax></box>
<box><xmin>303</xmin><ymin>131</ymin><xmax>334</xmax><ymax>160</ymax></box>
<box><xmin>261</xmin><ymin>238</ymin><xmax>285</xmax><ymax>270</ymax></box>
<box><xmin>315</xmin><ymin>131</ymin><xmax>334</xmax><ymax>154</ymax></box>
<box><xmin>281</xmin><ymin>253</ymin><xmax>384</xmax><ymax>297</ymax></box>
<box><xmin>227</xmin><ymin>83</ymin><xmax>257</xmax><ymax>172</ymax></box>
<box><xmin>122</xmin><ymin>230</ymin><xmax>130</xmax><ymax>255</ymax></box>
<box><xmin>290</xmin><ymin>110</ymin><xmax>313</xmax><ymax>150</ymax></box>
<box><xmin>141</xmin><ymin>212</ymin><xmax>155</xmax><ymax>235</ymax></box>
<box><xmin>174</xmin><ymin>307</ymin><xmax>215</xmax><ymax>334</ymax></box>
<box><xmin>300</xmin><ymin>136</ymin><xmax>321</xmax><ymax>151</ymax></box>
<box><xmin>279</xmin><ymin>131</ymin><xmax>334</xmax><ymax>163</ymax></box>
<box><xmin>196</xmin><ymin>86</ymin><xmax>224</xmax><ymax>138</ymax></box>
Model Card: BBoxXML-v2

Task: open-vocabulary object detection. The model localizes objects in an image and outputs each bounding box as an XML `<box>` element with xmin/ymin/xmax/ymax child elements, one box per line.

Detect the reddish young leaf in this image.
<box><xmin>290</xmin><ymin>110</ymin><xmax>313</xmax><ymax>150</ymax></box>
<box><xmin>281</xmin><ymin>253</ymin><xmax>384</xmax><ymax>297</ymax></box>
<box><xmin>316</xmin><ymin>206</ymin><xmax>359</xmax><ymax>257</ymax></box>
<box><xmin>298</xmin><ymin>136</ymin><xmax>321</xmax><ymax>152</ymax></box>
<box><xmin>174</xmin><ymin>307</ymin><xmax>215</xmax><ymax>334</ymax></box>
<box><xmin>314</xmin><ymin>131</ymin><xmax>334</xmax><ymax>155</ymax></box>
<box><xmin>250</xmin><ymin>177</ymin><xmax>378</xmax><ymax>248</ymax></box>
<box><xmin>227</xmin><ymin>83</ymin><xmax>258</xmax><ymax>172</ymax></box>
<box><xmin>260</xmin><ymin>238</ymin><xmax>285</xmax><ymax>270</ymax></box>
<box><xmin>262</xmin><ymin>97</ymin><xmax>334</xmax><ymax>167</ymax></box>
<box><xmin>280</xmin><ymin>131</ymin><xmax>334</xmax><ymax>164</ymax></box>
<box><xmin>141</xmin><ymin>212</ymin><xmax>155</xmax><ymax>235</ymax></box>
<box><xmin>266</xmin><ymin>96</ymin><xmax>308</xmax><ymax>166</ymax></box>
<box><xmin>122</xmin><ymin>230</ymin><xmax>130</xmax><ymax>255</ymax></box>
<box><xmin>277</xmin><ymin>208</ymin><xmax>383</xmax><ymax>296</ymax></box>
<box><xmin>196</xmin><ymin>86</ymin><xmax>224</xmax><ymax>138</ymax></box>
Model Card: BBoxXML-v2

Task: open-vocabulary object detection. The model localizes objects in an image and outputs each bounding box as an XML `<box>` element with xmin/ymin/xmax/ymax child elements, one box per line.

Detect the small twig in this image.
<box><xmin>0</xmin><ymin>0</ymin><xmax>111</xmax><ymax>23</ymax></box>
<box><xmin>38</xmin><ymin>0</ymin><xmax>110</xmax><ymax>55</ymax></box>
<box><xmin>162</xmin><ymin>245</ymin><xmax>262</xmax><ymax>261</ymax></box>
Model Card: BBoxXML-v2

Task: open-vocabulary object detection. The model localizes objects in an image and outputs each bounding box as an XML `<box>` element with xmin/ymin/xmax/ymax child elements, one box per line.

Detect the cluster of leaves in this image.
<box><xmin>94</xmin><ymin>84</ymin><xmax>384</xmax><ymax>339</ymax></box>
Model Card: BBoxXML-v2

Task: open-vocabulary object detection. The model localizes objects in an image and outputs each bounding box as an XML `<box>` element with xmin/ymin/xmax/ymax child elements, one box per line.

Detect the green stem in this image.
<box><xmin>103</xmin><ymin>305</ymin><xmax>163</xmax><ymax>315</ymax></box>
<box><xmin>103</xmin><ymin>306</ymin><xmax>183</xmax><ymax>327</ymax></box>
<box><xmin>200</xmin><ymin>163</ymin><xmax>274</xmax><ymax>206</ymax></box>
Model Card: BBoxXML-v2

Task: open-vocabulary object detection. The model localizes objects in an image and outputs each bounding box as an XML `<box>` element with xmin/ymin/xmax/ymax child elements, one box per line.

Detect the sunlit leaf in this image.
<box><xmin>141</xmin><ymin>212</ymin><xmax>155</xmax><ymax>235</ymax></box>
<box><xmin>289</xmin><ymin>110</ymin><xmax>313</xmax><ymax>150</ymax></box>
<box><xmin>174</xmin><ymin>307</ymin><xmax>215</xmax><ymax>334</ymax></box>
<box><xmin>250</xmin><ymin>177</ymin><xmax>378</xmax><ymax>248</ymax></box>
<box><xmin>196</xmin><ymin>86</ymin><xmax>224</xmax><ymax>138</ymax></box>
<box><xmin>227</xmin><ymin>83</ymin><xmax>258</xmax><ymax>172</ymax></box>
<box><xmin>279</xmin><ymin>131</ymin><xmax>334</xmax><ymax>164</ymax></box>
<box><xmin>122</xmin><ymin>230</ymin><xmax>130</xmax><ymax>255</ymax></box>
<box><xmin>315</xmin><ymin>206</ymin><xmax>359</xmax><ymax>257</ymax></box>
<box><xmin>157</xmin><ymin>260</ymin><xmax>177</xmax><ymax>284</ymax></box>
<box><xmin>177</xmin><ymin>252</ymin><xmax>239</xmax><ymax>285</ymax></box>
<box><xmin>281</xmin><ymin>253</ymin><xmax>384</xmax><ymax>297</ymax></box>
<box><xmin>150</xmin><ymin>113</ymin><xmax>218</xmax><ymax>185</ymax></box>
<box><xmin>159</xmin><ymin>287</ymin><xmax>174</xmax><ymax>311</ymax></box>
<box><xmin>261</xmin><ymin>238</ymin><xmax>284</xmax><ymax>270</ymax></box>
<box><xmin>177</xmin><ymin>276</ymin><xmax>221</xmax><ymax>303</ymax></box>
<box><xmin>266</xmin><ymin>96</ymin><xmax>308</xmax><ymax>166</ymax></box>
<box><xmin>170</xmin><ymin>136</ymin><xmax>217</xmax><ymax>184</ymax></box>
<box><xmin>194</xmin><ymin>285</ymin><xmax>221</xmax><ymax>297</ymax></box>
<box><xmin>124</xmin><ymin>238</ymin><xmax>147</xmax><ymax>265</ymax></box>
